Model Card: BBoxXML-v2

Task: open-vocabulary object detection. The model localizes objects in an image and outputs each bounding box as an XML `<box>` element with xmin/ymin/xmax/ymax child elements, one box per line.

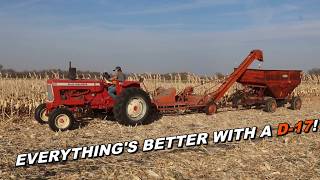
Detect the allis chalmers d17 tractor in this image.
<box><xmin>35</xmin><ymin>50</ymin><xmax>302</xmax><ymax>131</ymax></box>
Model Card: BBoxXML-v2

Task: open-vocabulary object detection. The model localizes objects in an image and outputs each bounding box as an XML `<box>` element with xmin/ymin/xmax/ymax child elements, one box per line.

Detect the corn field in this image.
<box><xmin>0</xmin><ymin>72</ymin><xmax>319</xmax><ymax>120</ymax></box>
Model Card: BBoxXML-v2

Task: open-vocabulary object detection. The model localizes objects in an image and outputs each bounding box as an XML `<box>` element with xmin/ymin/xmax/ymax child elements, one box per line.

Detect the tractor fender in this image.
<box><xmin>116</xmin><ymin>81</ymin><xmax>141</xmax><ymax>95</ymax></box>
<box><xmin>121</xmin><ymin>81</ymin><xmax>140</xmax><ymax>88</ymax></box>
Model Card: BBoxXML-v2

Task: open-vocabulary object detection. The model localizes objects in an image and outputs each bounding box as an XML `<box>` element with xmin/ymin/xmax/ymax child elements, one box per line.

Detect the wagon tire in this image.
<box><xmin>205</xmin><ymin>102</ymin><xmax>217</xmax><ymax>115</ymax></box>
<box><xmin>264</xmin><ymin>98</ymin><xmax>277</xmax><ymax>113</ymax></box>
<box><xmin>290</xmin><ymin>97</ymin><xmax>302</xmax><ymax>110</ymax></box>
<box><xmin>232</xmin><ymin>97</ymin><xmax>241</xmax><ymax>108</ymax></box>
<box><xmin>48</xmin><ymin>108</ymin><xmax>75</xmax><ymax>132</ymax></box>
<box><xmin>113</xmin><ymin>87</ymin><xmax>153</xmax><ymax>126</ymax></box>
<box><xmin>34</xmin><ymin>103</ymin><xmax>49</xmax><ymax>124</ymax></box>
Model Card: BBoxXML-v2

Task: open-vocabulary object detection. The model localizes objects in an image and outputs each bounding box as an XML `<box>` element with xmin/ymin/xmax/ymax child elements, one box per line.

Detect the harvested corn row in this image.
<box><xmin>0</xmin><ymin>72</ymin><xmax>319</xmax><ymax>120</ymax></box>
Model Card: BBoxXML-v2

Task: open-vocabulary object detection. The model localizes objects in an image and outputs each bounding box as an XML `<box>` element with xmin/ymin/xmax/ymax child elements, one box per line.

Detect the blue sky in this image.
<box><xmin>0</xmin><ymin>0</ymin><xmax>319</xmax><ymax>74</ymax></box>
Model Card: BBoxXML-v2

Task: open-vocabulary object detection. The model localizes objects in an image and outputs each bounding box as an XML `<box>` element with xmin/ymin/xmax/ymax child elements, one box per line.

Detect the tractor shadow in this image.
<box><xmin>72</xmin><ymin>118</ymin><xmax>92</xmax><ymax>130</ymax></box>
<box><xmin>145</xmin><ymin>110</ymin><xmax>163</xmax><ymax>125</ymax></box>
<box><xmin>71</xmin><ymin>112</ymin><xmax>114</xmax><ymax>130</ymax></box>
<box><xmin>72</xmin><ymin>109</ymin><xmax>163</xmax><ymax>129</ymax></box>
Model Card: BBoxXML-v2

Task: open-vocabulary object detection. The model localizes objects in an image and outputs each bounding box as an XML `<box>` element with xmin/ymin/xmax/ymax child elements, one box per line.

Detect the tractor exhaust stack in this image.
<box><xmin>68</xmin><ymin>61</ymin><xmax>77</xmax><ymax>80</ymax></box>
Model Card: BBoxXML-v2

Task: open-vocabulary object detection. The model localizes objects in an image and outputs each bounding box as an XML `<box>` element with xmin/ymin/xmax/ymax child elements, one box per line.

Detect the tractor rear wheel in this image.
<box><xmin>264</xmin><ymin>98</ymin><xmax>277</xmax><ymax>113</ymax></box>
<box><xmin>48</xmin><ymin>108</ymin><xmax>75</xmax><ymax>132</ymax></box>
<box><xmin>290</xmin><ymin>97</ymin><xmax>302</xmax><ymax>110</ymax></box>
<box><xmin>34</xmin><ymin>103</ymin><xmax>49</xmax><ymax>124</ymax></box>
<box><xmin>113</xmin><ymin>87</ymin><xmax>153</xmax><ymax>126</ymax></box>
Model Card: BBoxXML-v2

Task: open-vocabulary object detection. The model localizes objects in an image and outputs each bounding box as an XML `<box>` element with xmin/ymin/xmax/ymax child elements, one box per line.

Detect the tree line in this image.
<box><xmin>0</xmin><ymin>64</ymin><xmax>319</xmax><ymax>79</ymax></box>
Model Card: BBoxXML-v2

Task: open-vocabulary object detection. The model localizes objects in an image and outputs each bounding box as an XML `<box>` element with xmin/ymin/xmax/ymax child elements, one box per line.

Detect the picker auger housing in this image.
<box><xmin>152</xmin><ymin>49</ymin><xmax>264</xmax><ymax>115</ymax></box>
<box><xmin>34</xmin><ymin>50</ymin><xmax>302</xmax><ymax>132</ymax></box>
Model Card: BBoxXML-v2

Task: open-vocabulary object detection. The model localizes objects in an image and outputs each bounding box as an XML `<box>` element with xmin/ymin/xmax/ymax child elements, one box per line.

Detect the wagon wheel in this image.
<box><xmin>232</xmin><ymin>96</ymin><xmax>241</xmax><ymax>108</ymax></box>
<box><xmin>205</xmin><ymin>102</ymin><xmax>217</xmax><ymax>115</ymax></box>
<box><xmin>264</xmin><ymin>98</ymin><xmax>277</xmax><ymax>113</ymax></box>
<box><xmin>290</xmin><ymin>97</ymin><xmax>302</xmax><ymax>110</ymax></box>
<box><xmin>230</xmin><ymin>91</ymin><xmax>244</xmax><ymax>108</ymax></box>
<box><xmin>48</xmin><ymin>108</ymin><xmax>75</xmax><ymax>131</ymax></box>
<box><xmin>34</xmin><ymin>103</ymin><xmax>49</xmax><ymax>124</ymax></box>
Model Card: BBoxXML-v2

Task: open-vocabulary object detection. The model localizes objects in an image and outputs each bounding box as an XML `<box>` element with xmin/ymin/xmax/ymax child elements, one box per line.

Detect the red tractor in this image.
<box><xmin>35</xmin><ymin>63</ymin><xmax>155</xmax><ymax>131</ymax></box>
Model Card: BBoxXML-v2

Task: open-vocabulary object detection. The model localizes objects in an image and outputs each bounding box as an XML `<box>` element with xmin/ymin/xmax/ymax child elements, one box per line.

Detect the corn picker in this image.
<box><xmin>34</xmin><ymin>50</ymin><xmax>302</xmax><ymax>131</ymax></box>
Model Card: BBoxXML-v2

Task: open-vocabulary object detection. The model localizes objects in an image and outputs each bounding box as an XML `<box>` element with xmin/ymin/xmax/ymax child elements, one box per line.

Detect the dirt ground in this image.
<box><xmin>0</xmin><ymin>96</ymin><xmax>320</xmax><ymax>179</ymax></box>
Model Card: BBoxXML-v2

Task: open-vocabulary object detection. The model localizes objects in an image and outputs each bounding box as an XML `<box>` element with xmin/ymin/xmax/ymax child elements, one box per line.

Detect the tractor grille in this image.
<box><xmin>47</xmin><ymin>84</ymin><xmax>54</xmax><ymax>101</ymax></box>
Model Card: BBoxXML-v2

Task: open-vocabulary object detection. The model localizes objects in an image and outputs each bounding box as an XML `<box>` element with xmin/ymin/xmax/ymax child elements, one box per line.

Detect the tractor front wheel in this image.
<box><xmin>113</xmin><ymin>87</ymin><xmax>153</xmax><ymax>126</ymax></box>
<box><xmin>34</xmin><ymin>103</ymin><xmax>49</xmax><ymax>124</ymax></box>
<box><xmin>290</xmin><ymin>96</ymin><xmax>302</xmax><ymax>110</ymax></box>
<box><xmin>264</xmin><ymin>98</ymin><xmax>277</xmax><ymax>113</ymax></box>
<box><xmin>48</xmin><ymin>108</ymin><xmax>75</xmax><ymax>132</ymax></box>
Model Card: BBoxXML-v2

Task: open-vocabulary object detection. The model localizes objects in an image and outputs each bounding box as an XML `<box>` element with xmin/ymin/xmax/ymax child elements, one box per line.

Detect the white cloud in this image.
<box><xmin>116</xmin><ymin>0</ymin><xmax>237</xmax><ymax>15</ymax></box>
<box><xmin>0</xmin><ymin>1</ymin><xmax>319</xmax><ymax>73</ymax></box>
<box><xmin>0</xmin><ymin>0</ymin><xmax>43</xmax><ymax>16</ymax></box>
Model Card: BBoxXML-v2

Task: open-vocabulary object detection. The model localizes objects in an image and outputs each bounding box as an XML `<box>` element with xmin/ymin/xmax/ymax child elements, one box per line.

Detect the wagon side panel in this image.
<box><xmin>265</xmin><ymin>70</ymin><xmax>302</xmax><ymax>99</ymax></box>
